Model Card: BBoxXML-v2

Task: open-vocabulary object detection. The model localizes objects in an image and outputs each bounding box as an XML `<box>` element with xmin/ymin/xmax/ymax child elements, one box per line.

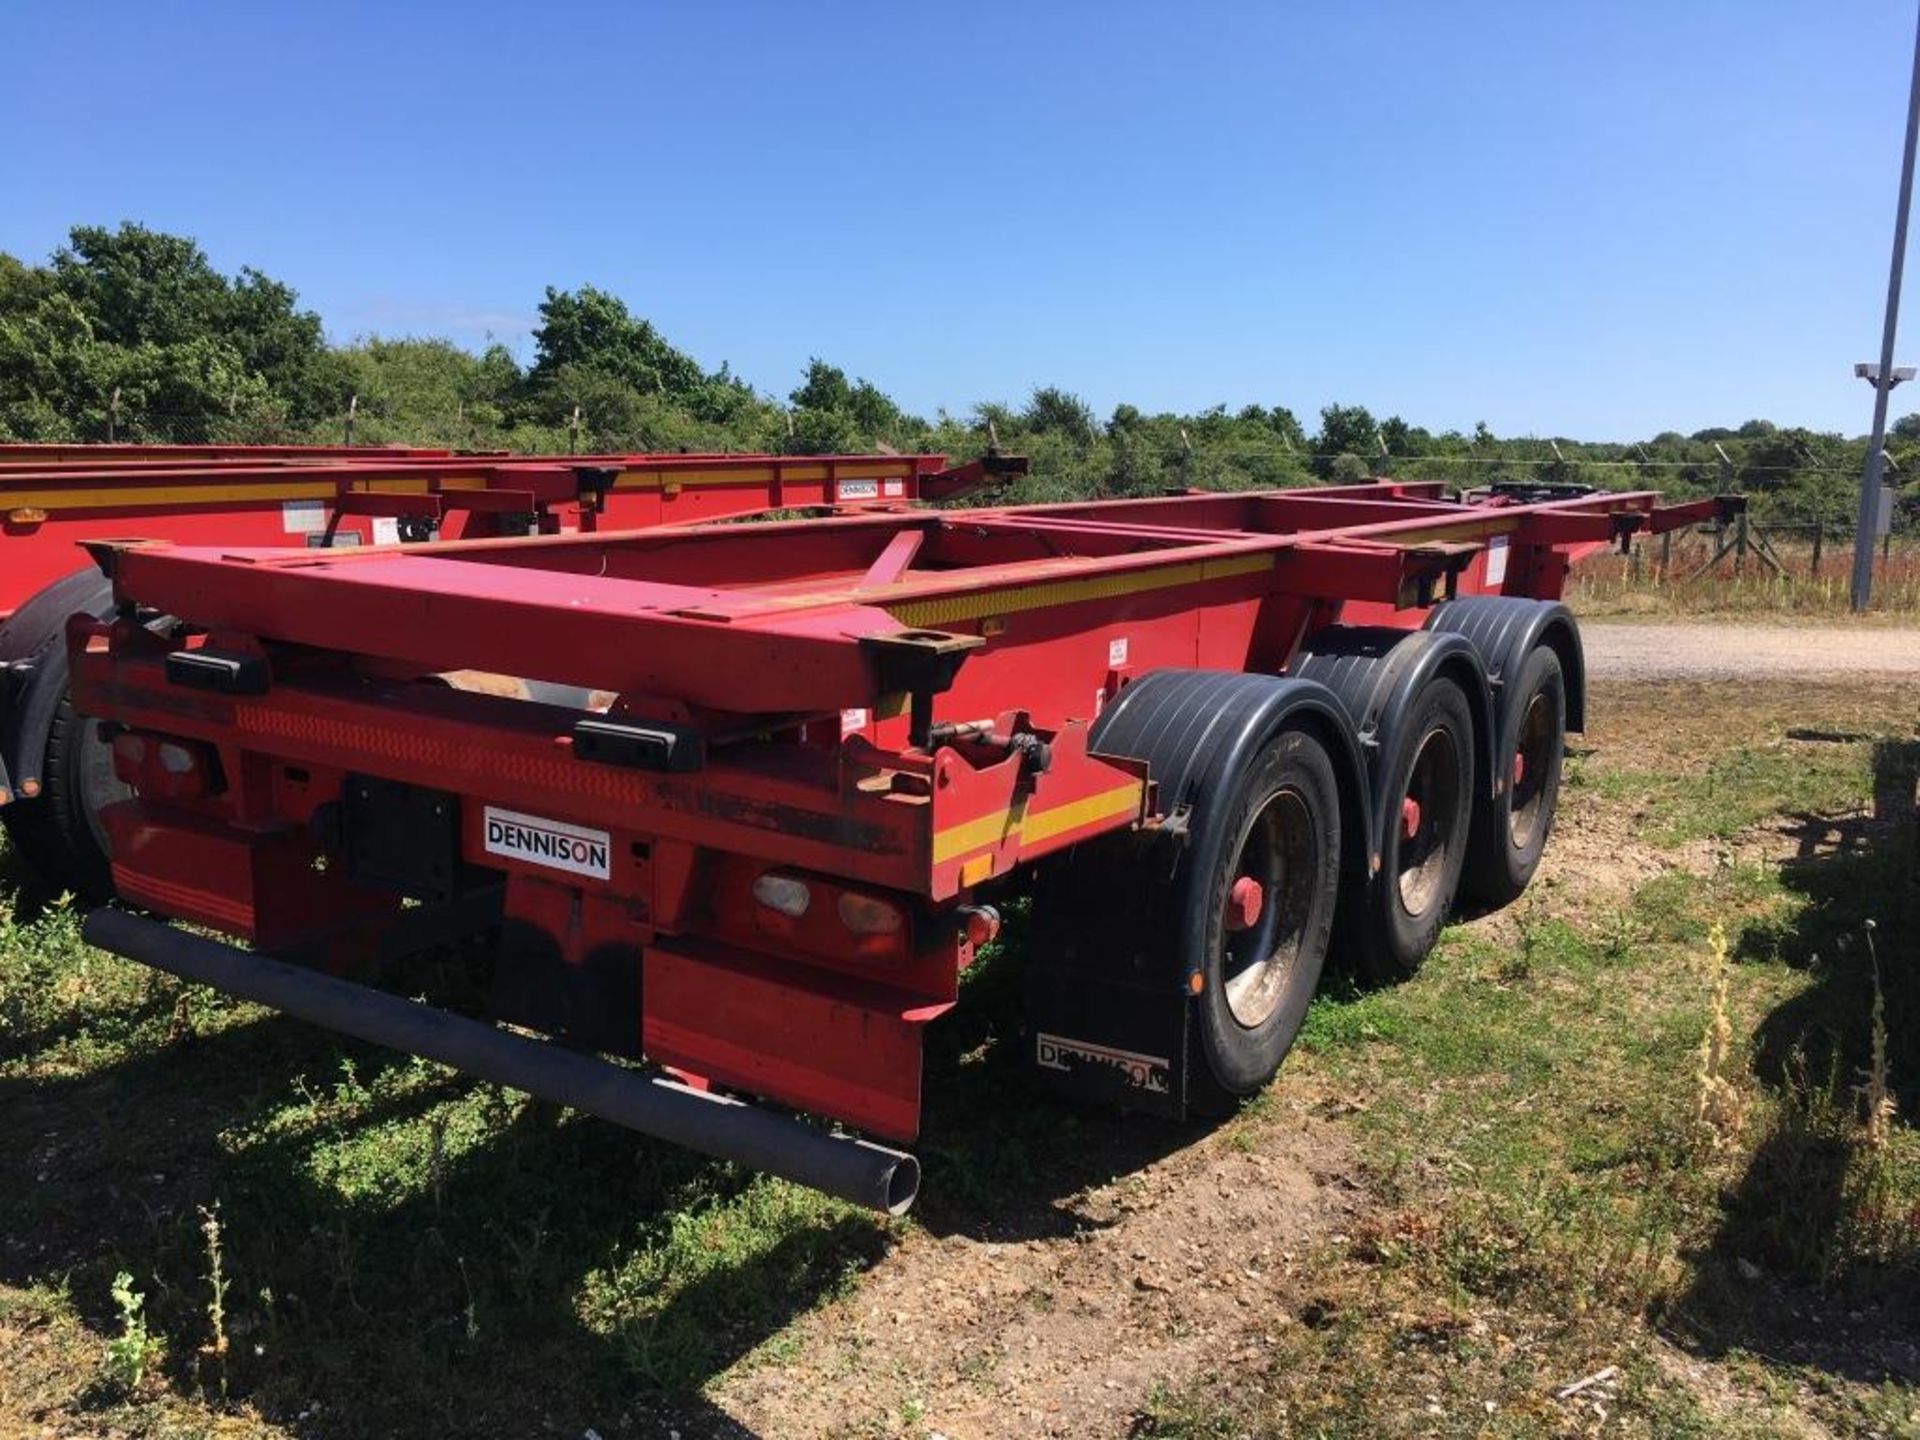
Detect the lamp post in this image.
<box><xmin>1853</xmin><ymin>3</ymin><xmax>1920</xmax><ymax>611</ymax></box>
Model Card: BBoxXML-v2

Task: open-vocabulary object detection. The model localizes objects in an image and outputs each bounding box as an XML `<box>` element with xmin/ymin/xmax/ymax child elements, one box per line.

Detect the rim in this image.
<box><xmin>1395</xmin><ymin>723</ymin><xmax>1462</xmax><ymax>916</ymax></box>
<box><xmin>1508</xmin><ymin>692</ymin><xmax>1554</xmax><ymax>849</ymax></box>
<box><xmin>1219</xmin><ymin>786</ymin><xmax>1319</xmax><ymax>1029</ymax></box>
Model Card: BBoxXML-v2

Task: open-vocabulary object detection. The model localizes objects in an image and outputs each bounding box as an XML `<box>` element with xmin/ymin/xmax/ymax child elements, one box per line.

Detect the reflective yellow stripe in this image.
<box><xmin>611</xmin><ymin>460</ymin><xmax>918</xmax><ymax>491</ymax></box>
<box><xmin>932</xmin><ymin>782</ymin><xmax>1144</xmax><ymax>865</ymax></box>
<box><xmin>892</xmin><ymin>552</ymin><xmax>1273</xmax><ymax>629</ymax></box>
<box><xmin>1383</xmin><ymin>517</ymin><xmax>1522</xmax><ymax>546</ymax></box>
<box><xmin>0</xmin><ymin>479</ymin><xmax>342</xmax><ymax>512</ymax></box>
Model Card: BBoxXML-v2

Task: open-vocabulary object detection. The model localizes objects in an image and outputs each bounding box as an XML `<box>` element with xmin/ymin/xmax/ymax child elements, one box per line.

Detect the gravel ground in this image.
<box><xmin>1580</xmin><ymin>619</ymin><xmax>1920</xmax><ymax>680</ymax></box>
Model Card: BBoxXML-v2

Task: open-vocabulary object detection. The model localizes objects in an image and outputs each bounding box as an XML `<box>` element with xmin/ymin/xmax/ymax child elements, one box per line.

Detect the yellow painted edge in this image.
<box><xmin>612</xmin><ymin>460</ymin><xmax>918</xmax><ymax>491</ymax></box>
<box><xmin>0</xmin><ymin>479</ymin><xmax>342</xmax><ymax>512</ymax></box>
<box><xmin>932</xmin><ymin>781</ymin><xmax>1143</xmax><ymax>866</ymax></box>
<box><xmin>1383</xmin><ymin>517</ymin><xmax>1523</xmax><ymax>546</ymax></box>
<box><xmin>892</xmin><ymin>551</ymin><xmax>1273</xmax><ymax>629</ymax></box>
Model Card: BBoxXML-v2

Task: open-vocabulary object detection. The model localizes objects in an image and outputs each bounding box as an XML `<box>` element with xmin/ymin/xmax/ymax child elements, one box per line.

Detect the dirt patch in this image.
<box><xmin>715</xmin><ymin>1106</ymin><xmax>1362</xmax><ymax>1438</ymax></box>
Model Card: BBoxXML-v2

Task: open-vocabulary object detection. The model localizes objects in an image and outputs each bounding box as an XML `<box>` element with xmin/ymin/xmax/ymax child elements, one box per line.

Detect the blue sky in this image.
<box><xmin>3</xmin><ymin>2</ymin><xmax>1916</xmax><ymax>438</ymax></box>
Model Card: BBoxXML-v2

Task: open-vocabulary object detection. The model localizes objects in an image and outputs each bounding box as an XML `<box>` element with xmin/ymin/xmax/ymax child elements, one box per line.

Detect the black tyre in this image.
<box><xmin>1462</xmin><ymin>645</ymin><xmax>1565</xmax><ymax>909</ymax></box>
<box><xmin>1185</xmin><ymin>727</ymin><xmax>1342</xmax><ymax>1099</ymax></box>
<box><xmin>0</xmin><ymin>570</ymin><xmax>127</xmax><ymax>900</ymax></box>
<box><xmin>1339</xmin><ymin>676</ymin><xmax>1475</xmax><ymax>982</ymax></box>
<box><xmin>1</xmin><ymin>698</ymin><xmax>124</xmax><ymax>900</ymax></box>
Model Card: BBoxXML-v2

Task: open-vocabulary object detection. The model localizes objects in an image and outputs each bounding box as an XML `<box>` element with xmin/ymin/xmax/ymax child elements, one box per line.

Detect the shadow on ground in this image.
<box><xmin>1672</xmin><ymin>736</ymin><xmax>1920</xmax><ymax>1387</ymax></box>
<box><xmin>0</xmin><ymin>876</ymin><xmax>1203</xmax><ymax>1439</ymax></box>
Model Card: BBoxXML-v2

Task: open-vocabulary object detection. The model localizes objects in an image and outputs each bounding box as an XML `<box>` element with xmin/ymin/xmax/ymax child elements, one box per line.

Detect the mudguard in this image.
<box><xmin>1425</xmin><ymin>597</ymin><xmax>1585</xmax><ymax>801</ymax></box>
<box><xmin>1090</xmin><ymin>668</ymin><xmax>1374</xmax><ymax>880</ymax></box>
<box><xmin>1292</xmin><ymin>627</ymin><xmax>1497</xmax><ymax>819</ymax></box>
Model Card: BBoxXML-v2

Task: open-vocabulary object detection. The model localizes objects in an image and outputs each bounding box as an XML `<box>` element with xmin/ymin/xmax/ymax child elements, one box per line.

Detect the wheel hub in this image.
<box><xmin>1224</xmin><ymin>874</ymin><xmax>1265</xmax><ymax>932</ymax></box>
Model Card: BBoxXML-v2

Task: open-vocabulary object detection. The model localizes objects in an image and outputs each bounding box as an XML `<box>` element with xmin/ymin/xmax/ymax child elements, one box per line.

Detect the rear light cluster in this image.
<box><xmin>110</xmin><ymin>729</ymin><xmax>223</xmax><ymax>799</ymax></box>
<box><xmin>750</xmin><ymin>870</ymin><xmax>909</xmax><ymax>961</ymax></box>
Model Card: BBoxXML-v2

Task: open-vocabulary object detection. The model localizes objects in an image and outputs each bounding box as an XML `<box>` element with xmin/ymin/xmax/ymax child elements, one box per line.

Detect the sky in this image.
<box><xmin>3</xmin><ymin>1</ymin><xmax>1918</xmax><ymax>440</ymax></box>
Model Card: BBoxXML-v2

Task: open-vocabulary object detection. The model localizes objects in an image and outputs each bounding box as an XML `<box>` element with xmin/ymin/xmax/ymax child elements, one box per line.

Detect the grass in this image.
<box><xmin>1142</xmin><ymin>682</ymin><xmax>1920</xmax><ymax>1438</ymax></box>
<box><xmin>0</xmin><ymin>882</ymin><xmax>899</xmax><ymax>1436</ymax></box>
<box><xmin>1</xmin><ymin>675</ymin><xmax>1917</xmax><ymax>1437</ymax></box>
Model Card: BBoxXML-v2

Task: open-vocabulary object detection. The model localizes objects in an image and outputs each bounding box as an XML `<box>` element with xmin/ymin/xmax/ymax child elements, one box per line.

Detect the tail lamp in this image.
<box><xmin>110</xmin><ymin>729</ymin><xmax>224</xmax><ymax>800</ymax></box>
<box><xmin>750</xmin><ymin>870</ymin><xmax>910</xmax><ymax>962</ymax></box>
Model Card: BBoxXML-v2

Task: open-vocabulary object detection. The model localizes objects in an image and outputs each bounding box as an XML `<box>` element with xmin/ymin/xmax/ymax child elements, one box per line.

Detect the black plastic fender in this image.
<box><xmin>1090</xmin><ymin>668</ymin><xmax>1374</xmax><ymax>882</ymax></box>
<box><xmin>0</xmin><ymin>568</ymin><xmax>115</xmax><ymax>805</ymax></box>
<box><xmin>1424</xmin><ymin>597</ymin><xmax>1585</xmax><ymax>800</ymax></box>
<box><xmin>1291</xmin><ymin>627</ymin><xmax>1496</xmax><ymax>829</ymax></box>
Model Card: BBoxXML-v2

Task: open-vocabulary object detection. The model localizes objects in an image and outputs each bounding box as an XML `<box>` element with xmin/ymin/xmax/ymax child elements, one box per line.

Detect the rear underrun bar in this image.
<box><xmin>82</xmin><ymin>907</ymin><xmax>920</xmax><ymax>1214</ymax></box>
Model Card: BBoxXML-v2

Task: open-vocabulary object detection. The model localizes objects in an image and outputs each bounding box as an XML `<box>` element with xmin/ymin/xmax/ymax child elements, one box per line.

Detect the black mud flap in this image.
<box><xmin>1022</xmin><ymin>841</ymin><xmax>1197</xmax><ymax>1119</ymax></box>
<box><xmin>1024</xmin><ymin>964</ymin><xmax>1191</xmax><ymax>1118</ymax></box>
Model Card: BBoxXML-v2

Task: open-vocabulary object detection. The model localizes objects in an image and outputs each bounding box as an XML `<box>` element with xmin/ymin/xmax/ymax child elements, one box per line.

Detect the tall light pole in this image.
<box><xmin>1853</xmin><ymin>2</ymin><xmax>1920</xmax><ymax>612</ymax></box>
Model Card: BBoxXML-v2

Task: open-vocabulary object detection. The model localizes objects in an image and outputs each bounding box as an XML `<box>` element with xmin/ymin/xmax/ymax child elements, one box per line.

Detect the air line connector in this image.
<box><xmin>858</xmin><ymin>629</ymin><xmax>986</xmax><ymax>750</ymax></box>
<box><xmin>926</xmin><ymin>719</ymin><xmax>1053</xmax><ymax>776</ymax></box>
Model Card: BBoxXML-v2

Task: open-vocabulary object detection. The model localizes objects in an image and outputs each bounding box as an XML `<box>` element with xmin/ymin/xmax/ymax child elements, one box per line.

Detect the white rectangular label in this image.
<box><xmin>836</xmin><ymin>478</ymin><xmax>880</xmax><ymax>501</ymax></box>
<box><xmin>371</xmin><ymin>516</ymin><xmax>401</xmax><ymax>546</ymax></box>
<box><xmin>881</xmin><ymin>478</ymin><xmax>906</xmax><ymax>498</ymax></box>
<box><xmin>1107</xmin><ymin>636</ymin><xmax>1129</xmax><ymax>668</ymax></box>
<box><xmin>282</xmin><ymin>498</ymin><xmax>327</xmax><ymax>534</ymax></box>
<box><xmin>1036</xmin><ymin>1033</ymin><xmax>1171</xmax><ymax>1094</ymax></box>
<box><xmin>840</xmin><ymin>706</ymin><xmax>869</xmax><ymax>737</ymax></box>
<box><xmin>483</xmin><ymin>806</ymin><xmax>611</xmax><ymax>880</ymax></box>
<box><xmin>1483</xmin><ymin>535</ymin><xmax>1509</xmax><ymax>586</ymax></box>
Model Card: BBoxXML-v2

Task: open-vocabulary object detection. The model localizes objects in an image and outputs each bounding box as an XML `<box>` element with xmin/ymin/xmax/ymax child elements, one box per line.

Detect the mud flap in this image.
<box><xmin>1022</xmin><ymin>842</ymin><xmax>1197</xmax><ymax>1119</ymax></box>
<box><xmin>1024</xmin><ymin>962</ymin><xmax>1191</xmax><ymax>1118</ymax></box>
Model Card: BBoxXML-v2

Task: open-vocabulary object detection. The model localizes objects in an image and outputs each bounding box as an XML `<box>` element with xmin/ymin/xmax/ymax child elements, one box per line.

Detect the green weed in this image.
<box><xmin>103</xmin><ymin>1270</ymin><xmax>163</xmax><ymax>1392</ymax></box>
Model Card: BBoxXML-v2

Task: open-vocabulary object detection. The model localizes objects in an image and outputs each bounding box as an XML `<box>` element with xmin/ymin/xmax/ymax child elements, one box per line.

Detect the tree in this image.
<box><xmin>0</xmin><ymin>223</ymin><xmax>334</xmax><ymax>439</ymax></box>
<box><xmin>530</xmin><ymin>285</ymin><xmax>706</xmax><ymax>401</ymax></box>
<box><xmin>1312</xmin><ymin>403</ymin><xmax>1378</xmax><ymax>477</ymax></box>
<box><xmin>790</xmin><ymin>358</ymin><xmax>853</xmax><ymax>413</ymax></box>
<box><xmin>1022</xmin><ymin>386</ymin><xmax>1096</xmax><ymax>443</ymax></box>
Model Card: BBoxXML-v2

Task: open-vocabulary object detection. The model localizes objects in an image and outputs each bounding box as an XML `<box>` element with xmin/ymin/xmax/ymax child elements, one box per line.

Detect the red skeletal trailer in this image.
<box><xmin>61</xmin><ymin>473</ymin><xmax>1729</xmax><ymax>1211</ymax></box>
<box><xmin>0</xmin><ymin>444</ymin><xmax>1015</xmax><ymax>895</ymax></box>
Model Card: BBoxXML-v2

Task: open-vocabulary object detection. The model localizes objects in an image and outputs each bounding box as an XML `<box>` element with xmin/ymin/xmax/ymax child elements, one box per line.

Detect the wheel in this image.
<box><xmin>1338</xmin><ymin>676</ymin><xmax>1475</xmax><ymax>981</ymax></box>
<box><xmin>1</xmin><ymin>696</ymin><xmax>126</xmax><ymax>900</ymax></box>
<box><xmin>1462</xmin><ymin>645</ymin><xmax>1565</xmax><ymax>909</ymax></box>
<box><xmin>1186</xmin><ymin>727</ymin><xmax>1343</xmax><ymax>1100</ymax></box>
<box><xmin>0</xmin><ymin>570</ymin><xmax>128</xmax><ymax>900</ymax></box>
<box><xmin>1026</xmin><ymin>670</ymin><xmax>1360</xmax><ymax>1119</ymax></box>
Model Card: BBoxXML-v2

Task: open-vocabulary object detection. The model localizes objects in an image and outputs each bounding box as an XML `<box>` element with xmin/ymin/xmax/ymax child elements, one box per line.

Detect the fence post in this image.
<box><xmin>344</xmin><ymin>394</ymin><xmax>358</xmax><ymax>447</ymax></box>
<box><xmin>1811</xmin><ymin>520</ymin><xmax>1824</xmax><ymax>577</ymax></box>
<box><xmin>107</xmin><ymin>387</ymin><xmax>121</xmax><ymax>444</ymax></box>
<box><xmin>1660</xmin><ymin>528</ymin><xmax>1672</xmax><ymax>582</ymax></box>
<box><xmin>570</xmin><ymin>405</ymin><xmax>581</xmax><ymax>454</ymax></box>
<box><xmin>1735</xmin><ymin>509</ymin><xmax>1749</xmax><ymax>575</ymax></box>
